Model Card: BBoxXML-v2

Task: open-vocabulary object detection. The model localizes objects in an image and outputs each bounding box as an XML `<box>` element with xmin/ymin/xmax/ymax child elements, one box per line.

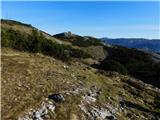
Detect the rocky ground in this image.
<box><xmin>2</xmin><ymin>48</ymin><xmax>160</xmax><ymax>120</ymax></box>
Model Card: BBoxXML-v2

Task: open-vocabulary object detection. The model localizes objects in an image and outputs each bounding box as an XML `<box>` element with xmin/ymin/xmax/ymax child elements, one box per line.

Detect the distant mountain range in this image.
<box><xmin>101</xmin><ymin>38</ymin><xmax>160</xmax><ymax>53</ymax></box>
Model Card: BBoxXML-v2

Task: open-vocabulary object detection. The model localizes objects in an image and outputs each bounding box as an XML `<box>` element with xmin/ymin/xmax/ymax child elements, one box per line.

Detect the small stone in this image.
<box><xmin>47</xmin><ymin>104</ymin><xmax>55</xmax><ymax>112</ymax></box>
<box><xmin>106</xmin><ymin>115</ymin><xmax>115</xmax><ymax>120</ymax></box>
<box><xmin>3</xmin><ymin>80</ymin><xmax>7</xmax><ymax>84</ymax></box>
<box><xmin>48</xmin><ymin>94</ymin><xmax>65</xmax><ymax>103</ymax></box>
<box><xmin>63</xmin><ymin>65</ymin><xmax>69</xmax><ymax>69</ymax></box>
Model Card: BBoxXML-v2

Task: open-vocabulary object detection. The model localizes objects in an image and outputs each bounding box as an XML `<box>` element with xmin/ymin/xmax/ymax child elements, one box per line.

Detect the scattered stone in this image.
<box><xmin>78</xmin><ymin>86</ymin><xmax>118</xmax><ymax>120</ymax></box>
<box><xmin>63</xmin><ymin>65</ymin><xmax>69</xmax><ymax>69</ymax></box>
<box><xmin>15</xmin><ymin>97</ymin><xmax>18</xmax><ymax>101</ymax></box>
<box><xmin>3</xmin><ymin>80</ymin><xmax>7</xmax><ymax>84</ymax></box>
<box><xmin>105</xmin><ymin>103</ymin><xmax>118</xmax><ymax>114</ymax></box>
<box><xmin>83</xmin><ymin>95</ymin><xmax>97</xmax><ymax>103</ymax></box>
<box><xmin>81</xmin><ymin>86</ymin><xmax>100</xmax><ymax>104</ymax></box>
<box><xmin>32</xmin><ymin>102</ymin><xmax>52</xmax><ymax>120</ymax></box>
<box><xmin>79</xmin><ymin>104</ymin><xmax>117</xmax><ymax>120</ymax></box>
<box><xmin>92</xmin><ymin>107</ymin><xmax>113</xmax><ymax>119</ymax></box>
<box><xmin>47</xmin><ymin>101</ymin><xmax>55</xmax><ymax>112</ymax></box>
<box><xmin>18</xmin><ymin>101</ymin><xmax>55</xmax><ymax>120</ymax></box>
<box><xmin>27</xmin><ymin>69</ymin><xmax>32</xmax><ymax>75</ymax></box>
<box><xmin>72</xmin><ymin>87</ymin><xmax>83</xmax><ymax>94</ymax></box>
<box><xmin>18</xmin><ymin>81</ymin><xmax>22</xmax><ymax>87</ymax></box>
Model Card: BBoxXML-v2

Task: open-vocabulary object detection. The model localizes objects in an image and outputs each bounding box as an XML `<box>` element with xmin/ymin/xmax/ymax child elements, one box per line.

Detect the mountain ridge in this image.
<box><xmin>102</xmin><ymin>37</ymin><xmax>160</xmax><ymax>53</ymax></box>
<box><xmin>1</xmin><ymin>19</ymin><xmax>160</xmax><ymax>120</ymax></box>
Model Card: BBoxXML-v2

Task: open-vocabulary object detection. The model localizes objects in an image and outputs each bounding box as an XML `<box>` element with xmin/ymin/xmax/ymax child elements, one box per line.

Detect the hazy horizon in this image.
<box><xmin>1</xmin><ymin>1</ymin><xmax>160</xmax><ymax>39</ymax></box>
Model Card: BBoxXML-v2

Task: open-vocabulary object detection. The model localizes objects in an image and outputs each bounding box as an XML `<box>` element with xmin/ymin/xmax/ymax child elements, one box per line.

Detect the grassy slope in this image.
<box><xmin>1</xmin><ymin>19</ymin><xmax>160</xmax><ymax>120</ymax></box>
<box><xmin>2</xmin><ymin>48</ymin><xmax>160</xmax><ymax>120</ymax></box>
<box><xmin>1</xmin><ymin>19</ymin><xmax>64</xmax><ymax>44</ymax></box>
<box><xmin>1</xmin><ymin>19</ymin><xmax>106</xmax><ymax>61</ymax></box>
<box><xmin>53</xmin><ymin>32</ymin><xmax>107</xmax><ymax>60</ymax></box>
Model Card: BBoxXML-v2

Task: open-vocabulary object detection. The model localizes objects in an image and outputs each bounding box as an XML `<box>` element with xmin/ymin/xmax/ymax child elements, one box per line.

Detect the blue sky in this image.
<box><xmin>1</xmin><ymin>1</ymin><xmax>160</xmax><ymax>39</ymax></box>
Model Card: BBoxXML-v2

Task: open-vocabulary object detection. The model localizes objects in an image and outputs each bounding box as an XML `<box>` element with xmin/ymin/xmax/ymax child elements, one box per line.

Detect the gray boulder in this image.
<box><xmin>48</xmin><ymin>94</ymin><xmax>65</xmax><ymax>103</ymax></box>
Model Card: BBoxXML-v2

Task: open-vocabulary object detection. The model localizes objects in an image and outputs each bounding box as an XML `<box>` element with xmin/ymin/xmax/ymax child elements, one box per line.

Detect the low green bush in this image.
<box><xmin>72</xmin><ymin>37</ymin><xmax>103</xmax><ymax>47</ymax></box>
<box><xmin>1</xmin><ymin>28</ymin><xmax>91</xmax><ymax>61</ymax></box>
<box><xmin>101</xmin><ymin>45</ymin><xmax>160</xmax><ymax>88</ymax></box>
<box><xmin>100</xmin><ymin>60</ymin><xmax>128</xmax><ymax>75</ymax></box>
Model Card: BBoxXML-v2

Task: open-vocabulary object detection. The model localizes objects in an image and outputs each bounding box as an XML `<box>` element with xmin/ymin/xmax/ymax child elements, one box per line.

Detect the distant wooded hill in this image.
<box><xmin>102</xmin><ymin>38</ymin><xmax>160</xmax><ymax>53</ymax></box>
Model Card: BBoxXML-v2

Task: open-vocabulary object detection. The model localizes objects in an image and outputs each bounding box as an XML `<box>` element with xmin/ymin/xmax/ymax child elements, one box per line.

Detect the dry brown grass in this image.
<box><xmin>1</xmin><ymin>48</ymin><xmax>77</xmax><ymax>119</ymax></box>
<box><xmin>1</xmin><ymin>48</ymin><xmax>159</xmax><ymax>120</ymax></box>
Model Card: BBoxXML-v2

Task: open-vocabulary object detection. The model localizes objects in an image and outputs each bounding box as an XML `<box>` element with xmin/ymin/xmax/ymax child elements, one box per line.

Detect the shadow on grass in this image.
<box><xmin>124</xmin><ymin>100</ymin><xmax>160</xmax><ymax>117</ymax></box>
